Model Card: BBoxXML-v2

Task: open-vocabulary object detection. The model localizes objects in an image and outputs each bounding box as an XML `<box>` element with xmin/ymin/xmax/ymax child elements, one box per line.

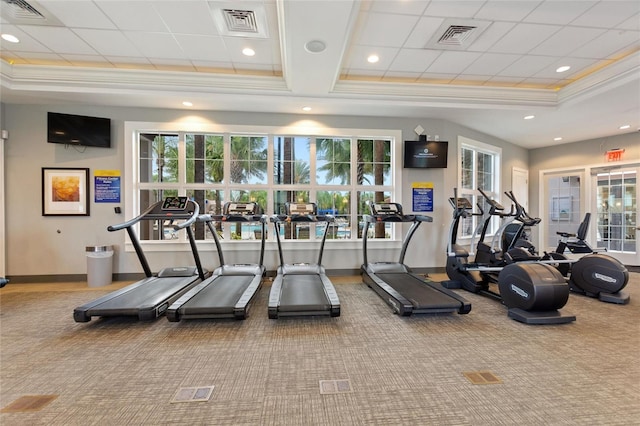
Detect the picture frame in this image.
<box><xmin>42</xmin><ymin>167</ymin><xmax>90</xmax><ymax>216</ymax></box>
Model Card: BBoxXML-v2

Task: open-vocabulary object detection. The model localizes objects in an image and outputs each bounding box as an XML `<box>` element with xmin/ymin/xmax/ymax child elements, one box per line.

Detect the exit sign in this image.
<box><xmin>606</xmin><ymin>149</ymin><xmax>624</xmax><ymax>162</ymax></box>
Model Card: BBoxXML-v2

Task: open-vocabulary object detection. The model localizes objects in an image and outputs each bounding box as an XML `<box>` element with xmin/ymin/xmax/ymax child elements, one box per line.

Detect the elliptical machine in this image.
<box><xmin>501</xmin><ymin>193</ymin><xmax>632</xmax><ymax>305</ymax></box>
<box><xmin>444</xmin><ymin>190</ymin><xmax>575</xmax><ymax>325</ymax></box>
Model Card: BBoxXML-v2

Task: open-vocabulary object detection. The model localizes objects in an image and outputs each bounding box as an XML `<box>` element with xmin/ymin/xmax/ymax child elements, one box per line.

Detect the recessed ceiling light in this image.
<box><xmin>524</xmin><ymin>115</ymin><xmax>535</xmax><ymax>120</ymax></box>
<box><xmin>367</xmin><ymin>54</ymin><xmax>379</xmax><ymax>64</ymax></box>
<box><xmin>1</xmin><ymin>33</ymin><xmax>19</xmax><ymax>43</ymax></box>
<box><xmin>182</xmin><ymin>101</ymin><xmax>193</xmax><ymax>107</ymax></box>
<box><xmin>619</xmin><ymin>124</ymin><xmax>631</xmax><ymax>130</ymax></box>
<box><xmin>554</xmin><ymin>137</ymin><xmax>563</xmax><ymax>141</ymax></box>
<box><xmin>556</xmin><ymin>65</ymin><xmax>571</xmax><ymax>73</ymax></box>
<box><xmin>304</xmin><ymin>40</ymin><xmax>326</xmax><ymax>54</ymax></box>
<box><xmin>242</xmin><ymin>48</ymin><xmax>255</xmax><ymax>57</ymax></box>
<box><xmin>302</xmin><ymin>106</ymin><xmax>312</xmax><ymax>112</ymax></box>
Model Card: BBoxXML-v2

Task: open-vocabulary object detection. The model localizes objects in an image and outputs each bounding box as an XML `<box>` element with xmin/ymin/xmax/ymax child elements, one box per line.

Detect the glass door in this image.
<box><xmin>594</xmin><ymin>168</ymin><xmax>638</xmax><ymax>266</ymax></box>
<box><xmin>542</xmin><ymin>171</ymin><xmax>584</xmax><ymax>253</ymax></box>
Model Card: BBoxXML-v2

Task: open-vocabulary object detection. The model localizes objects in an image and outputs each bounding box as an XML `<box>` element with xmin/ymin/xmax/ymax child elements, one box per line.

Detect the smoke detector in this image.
<box><xmin>210</xmin><ymin>2</ymin><xmax>269</xmax><ymax>38</ymax></box>
<box><xmin>425</xmin><ymin>19</ymin><xmax>491</xmax><ymax>50</ymax></box>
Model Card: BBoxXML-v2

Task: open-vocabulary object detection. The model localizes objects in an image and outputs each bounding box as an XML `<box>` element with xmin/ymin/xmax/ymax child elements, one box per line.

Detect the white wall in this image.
<box><xmin>3</xmin><ymin>103</ymin><xmax>527</xmax><ymax>280</ymax></box>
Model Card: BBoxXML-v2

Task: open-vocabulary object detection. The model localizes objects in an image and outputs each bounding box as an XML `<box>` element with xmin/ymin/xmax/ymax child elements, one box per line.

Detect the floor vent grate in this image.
<box><xmin>171</xmin><ymin>386</ymin><xmax>215</xmax><ymax>403</ymax></box>
<box><xmin>463</xmin><ymin>371</ymin><xmax>502</xmax><ymax>385</ymax></box>
<box><xmin>319</xmin><ymin>379</ymin><xmax>352</xmax><ymax>394</ymax></box>
<box><xmin>1</xmin><ymin>395</ymin><xmax>58</xmax><ymax>412</ymax></box>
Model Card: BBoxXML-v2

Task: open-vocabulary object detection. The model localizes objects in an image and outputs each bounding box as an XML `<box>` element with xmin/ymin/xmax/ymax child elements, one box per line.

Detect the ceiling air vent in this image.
<box><xmin>2</xmin><ymin>0</ymin><xmax>44</xmax><ymax>20</ymax></box>
<box><xmin>222</xmin><ymin>9</ymin><xmax>259</xmax><ymax>34</ymax></box>
<box><xmin>425</xmin><ymin>19</ymin><xmax>491</xmax><ymax>51</ymax></box>
<box><xmin>437</xmin><ymin>25</ymin><xmax>477</xmax><ymax>46</ymax></box>
<box><xmin>210</xmin><ymin>2</ymin><xmax>269</xmax><ymax>38</ymax></box>
<box><xmin>0</xmin><ymin>0</ymin><xmax>63</xmax><ymax>25</ymax></box>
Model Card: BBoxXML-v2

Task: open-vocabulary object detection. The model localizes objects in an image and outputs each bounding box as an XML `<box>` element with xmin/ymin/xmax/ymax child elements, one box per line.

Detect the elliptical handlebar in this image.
<box><xmin>504</xmin><ymin>191</ymin><xmax>541</xmax><ymax>226</ymax></box>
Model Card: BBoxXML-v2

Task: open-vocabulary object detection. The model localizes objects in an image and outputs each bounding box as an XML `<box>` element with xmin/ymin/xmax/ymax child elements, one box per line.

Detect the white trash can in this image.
<box><xmin>86</xmin><ymin>246</ymin><xmax>114</xmax><ymax>287</ymax></box>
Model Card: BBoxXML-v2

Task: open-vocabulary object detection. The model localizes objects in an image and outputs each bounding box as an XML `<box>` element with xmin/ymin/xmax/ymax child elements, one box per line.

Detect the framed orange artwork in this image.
<box><xmin>42</xmin><ymin>167</ymin><xmax>90</xmax><ymax>216</ymax></box>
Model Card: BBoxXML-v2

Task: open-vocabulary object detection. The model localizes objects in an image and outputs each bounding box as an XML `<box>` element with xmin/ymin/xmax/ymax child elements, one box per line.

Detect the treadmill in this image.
<box><xmin>361</xmin><ymin>202</ymin><xmax>471</xmax><ymax>316</ymax></box>
<box><xmin>73</xmin><ymin>197</ymin><xmax>207</xmax><ymax>322</ymax></box>
<box><xmin>166</xmin><ymin>202</ymin><xmax>266</xmax><ymax>321</ymax></box>
<box><xmin>268</xmin><ymin>203</ymin><xmax>340</xmax><ymax>319</ymax></box>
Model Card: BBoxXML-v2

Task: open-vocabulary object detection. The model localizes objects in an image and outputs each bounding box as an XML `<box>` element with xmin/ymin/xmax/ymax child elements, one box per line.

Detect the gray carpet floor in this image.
<box><xmin>1</xmin><ymin>273</ymin><xmax>638</xmax><ymax>425</ymax></box>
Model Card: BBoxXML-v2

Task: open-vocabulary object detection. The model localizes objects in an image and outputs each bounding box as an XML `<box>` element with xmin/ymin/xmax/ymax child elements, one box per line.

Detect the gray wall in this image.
<box><xmin>3</xmin><ymin>103</ymin><xmax>527</xmax><ymax>280</ymax></box>
<box><xmin>528</xmin><ymin>132</ymin><xmax>640</xmax><ymax>248</ymax></box>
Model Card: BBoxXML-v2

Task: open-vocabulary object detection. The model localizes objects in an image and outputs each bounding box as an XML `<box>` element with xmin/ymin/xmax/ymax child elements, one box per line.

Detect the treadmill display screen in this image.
<box><xmin>226</xmin><ymin>202</ymin><xmax>258</xmax><ymax>215</ymax></box>
<box><xmin>289</xmin><ymin>204</ymin><xmax>315</xmax><ymax>215</ymax></box>
<box><xmin>162</xmin><ymin>197</ymin><xmax>188</xmax><ymax>210</ymax></box>
<box><xmin>372</xmin><ymin>203</ymin><xmax>401</xmax><ymax>215</ymax></box>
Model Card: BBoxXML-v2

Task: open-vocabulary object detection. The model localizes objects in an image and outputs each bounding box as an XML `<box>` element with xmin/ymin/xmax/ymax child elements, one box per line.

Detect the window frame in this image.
<box><xmin>456</xmin><ymin>136</ymin><xmax>502</xmax><ymax>245</ymax></box>
<box><xmin>124</xmin><ymin>121</ymin><xmax>402</xmax><ymax>252</ymax></box>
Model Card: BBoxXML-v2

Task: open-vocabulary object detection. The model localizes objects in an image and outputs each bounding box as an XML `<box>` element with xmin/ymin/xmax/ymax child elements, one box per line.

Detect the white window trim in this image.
<box><xmin>456</xmin><ymin>136</ymin><xmax>502</xmax><ymax>245</ymax></box>
<box><xmin>124</xmin><ymin>121</ymin><xmax>402</xmax><ymax>253</ymax></box>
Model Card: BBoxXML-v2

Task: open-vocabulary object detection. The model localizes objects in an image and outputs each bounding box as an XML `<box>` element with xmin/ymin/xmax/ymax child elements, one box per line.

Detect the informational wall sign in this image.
<box><xmin>412</xmin><ymin>181</ymin><xmax>433</xmax><ymax>212</ymax></box>
<box><xmin>94</xmin><ymin>169</ymin><xmax>121</xmax><ymax>203</ymax></box>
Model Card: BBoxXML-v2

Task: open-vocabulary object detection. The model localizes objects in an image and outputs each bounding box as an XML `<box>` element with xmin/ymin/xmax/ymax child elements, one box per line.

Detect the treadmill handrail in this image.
<box><xmin>106</xmin><ymin>199</ymin><xmax>203</xmax><ymax>279</ymax></box>
<box><xmin>362</xmin><ymin>204</ymin><xmax>431</xmax><ymax>266</ymax></box>
<box><xmin>108</xmin><ymin>200</ymin><xmax>199</xmax><ymax>232</ymax></box>
<box><xmin>197</xmin><ymin>210</ymin><xmax>268</xmax><ymax>269</ymax></box>
<box><xmin>270</xmin><ymin>210</ymin><xmax>334</xmax><ymax>267</ymax></box>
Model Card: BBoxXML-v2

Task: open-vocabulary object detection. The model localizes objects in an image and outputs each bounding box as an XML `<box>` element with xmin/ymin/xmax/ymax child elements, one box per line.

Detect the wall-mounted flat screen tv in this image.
<box><xmin>48</xmin><ymin>112</ymin><xmax>111</xmax><ymax>148</ymax></box>
<box><xmin>403</xmin><ymin>140</ymin><xmax>448</xmax><ymax>168</ymax></box>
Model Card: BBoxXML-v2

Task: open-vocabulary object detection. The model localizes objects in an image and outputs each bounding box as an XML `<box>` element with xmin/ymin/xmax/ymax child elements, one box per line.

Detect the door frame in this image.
<box><xmin>590</xmin><ymin>164</ymin><xmax>639</xmax><ymax>266</ymax></box>
<box><xmin>539</xmin><ymin>159</ymin><xmax>639</xmax><ymax>266</ymax></box>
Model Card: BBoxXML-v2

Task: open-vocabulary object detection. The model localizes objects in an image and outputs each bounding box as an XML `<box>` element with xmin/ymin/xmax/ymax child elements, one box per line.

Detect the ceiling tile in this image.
<box><xmin>424</xmin><ymin>1</ymin><xmax>484</xmax><ymax>18</ymax></box>
<box><xmin>0</xmin><ymin>25</ymin><xmax>50</xmax><ymax>53</ymax></box>
<box><xmin>356</xmin><ymin>12</ymin><xmax>420</xmax><ymax>47</ymax></box>
<box><xmin>571</xmin><ymin>29</ymin><xmax>640</xmax><ymax>59</ymax></box>
<box><xmin>498</xmin><ymin>55</ymin><xmax>557</xmax><ymax>79</ymax></box>
<box><xmin>426</xmin><ymin>51</ymin><xmax>483</xmax><ymax>74</ymax></box>
<box><xmin>174</xmin><ymin>35</ymin><xmax>230</xmax><ymax>62</ymax></box>
<box><xmin>488</xmin><ymin>23</ymin><xmax>561</xmax><ymax>54</ymax></box>
<box><xmin>124</xmin><ymin>32</ymin><xmax>187</xmax><ymax>59</ymax></box>
<box><xmin>570</xmin><ymin>1</ymin><xmax>640</xmax><ymax>28</ymax></box>
<box><xmin>21</xmin><ymin>26</ymin><xmax>97</xmax><ymax>55</ymax></box>
<box><xmin>388</xmin><ymin>49</ymin><xmax>441</xmax><ymax>73</ymax></box>
<box><xmin>152</xmin><ymin>1</ymin><xmax>218</xmax><ymax>36</ymax></box>
<box><xmin>344</xmin><ymin>45</ymin><xmax>399</xmax><ymax>70</ymax></box>
<box><xmin>73</xmin><ymin>29</ymin><xmax>141</xmax><ymax>57</ymax></box>
<box><xmin>463</xmin><ymin>53</ymin><xmax>521</xmax><ymax>75</ymax></box>
<box><xmin>41</xmin><ymin>1</ymin><xmax>115</xmax><ymax>29</ymax></box>
<box><xmin>532</xmin><ymin>57</ymin><xmax>596</xmax><ymax>79</ymax></box>
<box><xmin>523</xmin><ymin>1</ymin><xmax>596</xmax><ymax>25</ymax></box>
<box><xmin>474</xmin><ymin>1</ymin><xmax>541</xmax><ymax>22</ymax></box>
<box><xmin>467</xmin><ymin>22</ymin><xmax>517</xmax><ymax>52</ymax></box>
<box><xmin>529</xmin><ymin>26</ymin><xmax>606</xmax><ymax>56</ymax></box>
<box><xmin>403</xmin><ymin>16</ymin><xmax>446</xmax><ymax>49</ymax></box>
<box><xmin>96</xmin><ymin>1</ymin><xmax>167</xmax><ymax>32</ymax></box>
<box><xmin>370</xmin><ymin>0</ymin><xmax>429</xmax><ymax>16</ymax></box>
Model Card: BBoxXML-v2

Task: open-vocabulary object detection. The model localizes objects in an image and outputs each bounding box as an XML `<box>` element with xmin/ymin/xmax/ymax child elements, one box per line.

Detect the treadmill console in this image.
<box><xmin>287</xmin><ymin>203</ymin><xmax>316</xmax><ymax>215</ymax></box>
<box><xmin>225</xmin><ymin>202</ymin><xmax>259</xmax><ymax>215</ymax></box>
<box><xmin>162</xmin><ymin>197</ymin><xmax>188</xmax><ymax>210</ymax></box>
<box><xmin>370</xmin><ymin>203</ymin><xmax>402</xmax><ymax>216</ymax></box>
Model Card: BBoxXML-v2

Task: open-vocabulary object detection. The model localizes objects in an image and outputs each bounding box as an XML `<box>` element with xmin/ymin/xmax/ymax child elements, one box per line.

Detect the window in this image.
<box><xmin>457</xmin><ymin>136</ymin><xmax>501</xmax><ymax>241</ymax></box>
<box><xmin>126</xmin><ymin>123</ymin><xmax>401</xmax><ymax>245</ymax></box>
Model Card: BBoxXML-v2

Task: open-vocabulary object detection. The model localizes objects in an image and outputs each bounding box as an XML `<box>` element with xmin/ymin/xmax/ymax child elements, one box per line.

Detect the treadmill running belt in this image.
<box><xmin>92</xmin><ymin>276</ymin><xmax>197</xmax><ymax>311</ymax></box>
<box><xmin>279</xmin><ymin>274</ymin><xmax>330</xmax><ymax>312</ymax></box>
<box><xmin>178</xmin><ymin>275</ymin><xmax>255</xmax><ymax>315</ymax></box>
<box><xmin>376</xmin><ymin>273</ymin><xmax>463</xmax><ymax>310</ymax></box>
